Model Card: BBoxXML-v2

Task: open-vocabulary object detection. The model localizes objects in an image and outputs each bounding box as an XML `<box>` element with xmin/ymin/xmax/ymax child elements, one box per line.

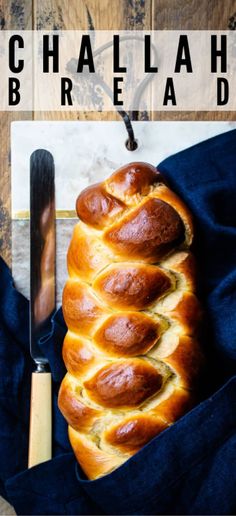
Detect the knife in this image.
<box><xmin>28</xmin><ymin>149</ymin><xmax>56</xmax><ymax>468</ymax></box>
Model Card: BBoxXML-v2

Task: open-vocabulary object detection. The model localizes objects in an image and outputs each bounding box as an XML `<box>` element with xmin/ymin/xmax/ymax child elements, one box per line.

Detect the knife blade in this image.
<box><xmin>28</xmin><ymin>149</ymin><xmax>56</xmax><ymax>468</ymax></box>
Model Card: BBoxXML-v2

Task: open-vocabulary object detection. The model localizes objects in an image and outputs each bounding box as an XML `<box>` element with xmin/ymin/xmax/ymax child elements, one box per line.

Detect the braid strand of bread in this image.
<box><xmin>58</xmin><ymin>162</ymin><xmax>203</xmax><ymax>480</ymax></box>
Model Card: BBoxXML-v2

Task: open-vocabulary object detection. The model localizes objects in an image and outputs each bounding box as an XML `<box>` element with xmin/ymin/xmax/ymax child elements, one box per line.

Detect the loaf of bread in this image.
<box><xmin>58</xmin><ymin>162</ymin><xmax>203</xmax><ymax>480</ymax></box>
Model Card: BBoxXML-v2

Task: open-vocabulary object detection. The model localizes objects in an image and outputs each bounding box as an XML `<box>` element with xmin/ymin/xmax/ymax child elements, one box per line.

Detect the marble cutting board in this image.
<box><xmin>11</xmin><ymin>120</ymin><xmax>236</xmax><ymax>306</ymax></box>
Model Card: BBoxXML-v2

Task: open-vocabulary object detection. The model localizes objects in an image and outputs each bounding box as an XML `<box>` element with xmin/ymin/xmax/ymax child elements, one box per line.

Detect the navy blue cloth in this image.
<box><xmin>0</xmin><ymin>128</ymin><xmax>236</xmax><ymax>515</ymax></box>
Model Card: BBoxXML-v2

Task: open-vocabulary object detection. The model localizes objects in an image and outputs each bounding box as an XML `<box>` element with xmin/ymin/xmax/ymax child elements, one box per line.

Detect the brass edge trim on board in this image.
<box><xmin>12</xmin><ymin>210</ymin><xmax>77</xmax><ymax>220</ymax></box>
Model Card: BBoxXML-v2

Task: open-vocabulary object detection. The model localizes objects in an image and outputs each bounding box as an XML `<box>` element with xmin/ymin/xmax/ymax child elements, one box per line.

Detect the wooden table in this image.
<box><xmin>0</xmin><ymin>3</ymin><xmax>235</xmax><ymax>511</ymax></box>
<box><xmin>0</xmin><ymin>0</ymin><xmax>236</xmax><ymax>267</ymax></box>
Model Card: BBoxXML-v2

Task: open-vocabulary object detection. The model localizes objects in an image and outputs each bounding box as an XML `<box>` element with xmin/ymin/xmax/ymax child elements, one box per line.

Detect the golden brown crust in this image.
<box><xmin>153</xmin><ymin>184</ymin><xmax>194</xmax><ymax>246</ymax></box>
<box><xmin>106</xmin><ymin>162</ymin><xmax>163</xmax><ymax>198</ymax></box>
<box><xmin>59</xmin><ymin>162</ymin><xmax>202</xmax><ymax>480</ymax></box>
<box><xmin>67</xmin><ymin>224</ymin><xmax>111</xmax><ymax>283</ymax></box>
<box><xmin>62</xmin><ymin>280</ymin><xmax>106</xmax><ymax>335</ymax></box>
<box><xmin>94</xmin><ymin>312</ymin><xmax>161</xmax><ymax>356</ymax></box>
<box><xmin>161</xmin><ymin>251</ymin><xmax>197</xmax><ymax>292</ymax></box>
<box><xmin>62</xmin><ymin>333</ymin><xmax>95</xmax><ymax>377</ymax></box>
<box><xmin>58</xmin><ymin>376</ymin><xmax>102</xmax><ymax>433</ymax></box>
<box><xmin>69</xmin><ymin>427</ymin><xmax>126</xmax><ymax>480</ymax></box>
<box><xmin>151</xmin><ymin>385</ymin><xmax>194</xmax><ymax>422</ymax></box>
<box><xmin>93</xmin><ymin>263</ymin><xmax>172</xmax><ymax>310</ymax></box>
<box><xmin>104</xmin><ymin>198</ymin><xmax>185</xmax><ymax>261</ymax></box>
<box><xmin>76</xmin><ymin>183</ymin><xmax>126</xmax><ymax>229</ymax></box>
<box><xmin>164</xmin><ymin>336</ymin><xmax>204</xmax><ymax>390</ymax></box>
<box><xmin>84</xmin><ymin>358</ymin><xmax>165</xmax><ymax>409</ymax></box>
<box><xmin>170</xmin><ymin>292</ymin><xmax>202</xmax><ymax>335</ymax></box>
<box><xmin>103</xmin><ymin>414</ymin><xmax>169</xmax><ymax>453</ymax></box>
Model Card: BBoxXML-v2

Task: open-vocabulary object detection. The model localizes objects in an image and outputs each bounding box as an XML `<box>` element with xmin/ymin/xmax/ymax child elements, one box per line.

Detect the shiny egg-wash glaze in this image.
<box><xmin>59</xmin><ymin>163</ymin><xmax>203</xmax><ymax>480</ymax></box>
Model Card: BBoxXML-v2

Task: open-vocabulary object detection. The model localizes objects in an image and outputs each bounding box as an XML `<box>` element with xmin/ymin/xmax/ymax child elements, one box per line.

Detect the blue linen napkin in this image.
<box><xmin>1</xmin><ymin>128</ymin><xmax>236</xmax><ymax>515</ymax></box>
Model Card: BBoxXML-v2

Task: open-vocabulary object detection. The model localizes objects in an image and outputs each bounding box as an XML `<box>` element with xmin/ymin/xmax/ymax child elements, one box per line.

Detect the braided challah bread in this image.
<box><xmin>58</xmin><ymin>162</ymin><xmax>203</xmax><ymax>480</ymax></box>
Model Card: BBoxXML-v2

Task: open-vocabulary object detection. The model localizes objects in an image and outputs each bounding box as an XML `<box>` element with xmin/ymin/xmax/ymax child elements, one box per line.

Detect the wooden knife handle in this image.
<box><xmin>28</xmin><ymin>372</ymin><xmax>52</xmax><ymax>468</ymax></box>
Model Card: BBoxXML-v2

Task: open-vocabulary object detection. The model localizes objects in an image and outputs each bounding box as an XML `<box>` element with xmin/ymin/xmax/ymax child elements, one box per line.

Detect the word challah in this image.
<box><xmin>59</xmin><ymin>162</ymin><xmax>203</xmax><ymax>480</ymax></box>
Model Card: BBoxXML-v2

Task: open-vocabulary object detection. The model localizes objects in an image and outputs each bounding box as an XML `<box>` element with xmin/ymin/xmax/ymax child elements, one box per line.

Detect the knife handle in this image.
<box><xmin>28</xmin><ymin>372</ymin><xmax>52</xmax><ymax>468</ymax></box>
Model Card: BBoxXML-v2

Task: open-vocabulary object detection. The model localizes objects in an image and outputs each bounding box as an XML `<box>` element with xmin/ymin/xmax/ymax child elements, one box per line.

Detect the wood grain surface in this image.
<box><xmin>1</xmin><ymin>0</ymin><xmax>236</xmax><ymax>267</ymax></box>
<box><xmin>0</xmin><ymin>1</ymin><xmax>236</xmax><ymax>514</ymax></box>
